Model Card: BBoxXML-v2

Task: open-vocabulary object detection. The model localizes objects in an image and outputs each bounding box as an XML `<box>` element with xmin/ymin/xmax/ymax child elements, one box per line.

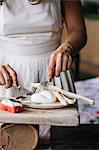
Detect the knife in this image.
<box><xmin>15</xmin><ymin>86</ymin><xmax>34</xmax><ymax>98</ymax></box>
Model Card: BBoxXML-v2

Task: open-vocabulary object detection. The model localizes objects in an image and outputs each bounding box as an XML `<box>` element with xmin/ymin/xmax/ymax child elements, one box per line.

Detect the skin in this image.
<box><xmin>0</xmin><ymin>65</ymin><xmax>18</xmax><ymax>88</ymax></box>
<box><xmin>48</xmin><ymin>0</ymin><xmax>87</xmax><ymax>80</ymax></box>
<box><xmin>0</xmin><ymin>0</ymin><xmax>87</xmax><ymax>88</ymax></box>
<box><xmin>48</xmin><ymin>43</ymin><xmax>73</xmax><ymax>80</ymax></box>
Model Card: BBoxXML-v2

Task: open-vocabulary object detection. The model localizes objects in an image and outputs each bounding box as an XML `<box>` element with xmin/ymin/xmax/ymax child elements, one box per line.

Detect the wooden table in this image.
<box><xmin>0</xmin><ymin>106</ymin><xmax>79</xmax><ymax>126</ymax></box>
<box><xmin>0</xmin><ymin>105</ymin><xmax>79</xmax><ymax>149</ymax></box>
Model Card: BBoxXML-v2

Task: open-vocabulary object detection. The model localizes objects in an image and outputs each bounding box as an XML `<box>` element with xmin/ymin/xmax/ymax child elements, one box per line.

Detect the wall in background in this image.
<box><xmin>80</xmin><ymin>19</ymin><xmax>99</xmax><ymax>76</ymax></box>
<box><xmin>62</xmin><ymin>20</ymin><xmax>99</xmax><ymax>76</ymax></box>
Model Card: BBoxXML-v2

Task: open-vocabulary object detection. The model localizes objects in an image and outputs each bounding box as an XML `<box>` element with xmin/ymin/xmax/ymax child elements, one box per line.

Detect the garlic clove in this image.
<box><xmin>31</xmin><ymin>92</ymin><xmax>56</xmax><ymax>104</ymax></box>
<box><xmin>39</xmin><ymin>90</ymin><xmax>57</xmax><ymax>103</ymax></box>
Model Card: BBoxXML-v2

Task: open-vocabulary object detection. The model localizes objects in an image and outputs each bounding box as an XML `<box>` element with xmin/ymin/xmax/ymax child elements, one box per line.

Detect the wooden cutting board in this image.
<box><xmin>0</xmin><ymin>106</ymin><xmax>79</xmax><ymax>126</ymax></box>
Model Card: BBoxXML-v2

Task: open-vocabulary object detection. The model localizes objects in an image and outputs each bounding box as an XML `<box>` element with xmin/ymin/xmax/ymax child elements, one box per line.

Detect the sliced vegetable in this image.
<box><xmin>0</xmin><ymin>99</ymin><xmax>24</xmax><ymax>113</ymax></box>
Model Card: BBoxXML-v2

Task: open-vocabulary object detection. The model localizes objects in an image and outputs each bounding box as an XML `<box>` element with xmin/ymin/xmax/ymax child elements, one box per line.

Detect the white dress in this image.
<box><xmin>0</xmin><ymin>0</ymin><xmax>75</xmax><ymax>139</ymax></box>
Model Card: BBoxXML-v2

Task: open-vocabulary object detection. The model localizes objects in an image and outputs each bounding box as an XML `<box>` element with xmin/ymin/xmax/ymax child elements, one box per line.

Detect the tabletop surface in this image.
<box><xmin>0</xmin><ymin>105</ymin><xmax>79</xmax><ymax>126</ymax></box>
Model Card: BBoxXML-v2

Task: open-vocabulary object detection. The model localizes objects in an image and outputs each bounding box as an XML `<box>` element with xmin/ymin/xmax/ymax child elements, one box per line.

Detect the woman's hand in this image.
<box><xmin>48</xmin><ymin>43</ymin><xmax>73</xmax><ymax>81</ymax></box>
<box><xmin>0</xmin><ymin>64</ymin><xmax>18</xmax><ymax>88</ymax></box>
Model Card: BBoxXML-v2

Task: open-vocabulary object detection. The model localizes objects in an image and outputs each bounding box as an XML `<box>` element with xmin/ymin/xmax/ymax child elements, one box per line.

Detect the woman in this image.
<box><xmin>0</xmin><ymin>0</ymin><xmax>87</xmax><ymax>140</ymax></box>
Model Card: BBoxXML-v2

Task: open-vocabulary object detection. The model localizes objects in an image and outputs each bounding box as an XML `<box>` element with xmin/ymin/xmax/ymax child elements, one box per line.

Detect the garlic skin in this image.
<box><xmin>31</xmin><ymin>90</ymin><xmax>57</xmax><ymax>104</ymax></box>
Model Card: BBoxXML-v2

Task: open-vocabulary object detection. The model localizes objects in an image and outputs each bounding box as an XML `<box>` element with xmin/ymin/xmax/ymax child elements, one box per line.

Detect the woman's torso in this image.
<box><xmin>0</xmin><ymin>0</ymin><xmax>64</xmax><ymax>93</ymax></box>
<box><xmin>0</xmin><ymin>0</ymin><xmax>62</xmax><ymax>46</ymax></box>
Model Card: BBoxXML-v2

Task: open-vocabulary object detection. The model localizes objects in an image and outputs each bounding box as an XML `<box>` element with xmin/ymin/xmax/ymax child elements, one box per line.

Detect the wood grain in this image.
<box><xmin>0</xmin><ymin>107</ymin><xmax>79</xmax><ymax>126</ymax></box>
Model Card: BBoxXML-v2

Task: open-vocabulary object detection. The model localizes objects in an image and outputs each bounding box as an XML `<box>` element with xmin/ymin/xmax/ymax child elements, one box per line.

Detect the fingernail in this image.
<box><xmin>55</xmin><ymin>72</ymin><xmax>59</xmax><ymax>77</ymax></box>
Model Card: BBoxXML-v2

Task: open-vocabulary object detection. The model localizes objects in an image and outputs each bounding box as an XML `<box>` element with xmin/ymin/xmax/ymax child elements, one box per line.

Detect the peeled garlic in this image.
<box><xmin>39</xmin><ymin>90</ymin><xmax>57</xmax><ymax>102</ymax></box>
<box><xmin>31</xmin><ymin>90</ymin><xmax>57</xmax><ymax>104</ymax></box>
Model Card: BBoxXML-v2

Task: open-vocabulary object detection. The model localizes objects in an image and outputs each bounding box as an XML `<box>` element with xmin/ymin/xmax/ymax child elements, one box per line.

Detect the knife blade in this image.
<box><xmin>16</xmin><ymin>86</ymin><xmax>34</xmax><ymax>97</ymax></box>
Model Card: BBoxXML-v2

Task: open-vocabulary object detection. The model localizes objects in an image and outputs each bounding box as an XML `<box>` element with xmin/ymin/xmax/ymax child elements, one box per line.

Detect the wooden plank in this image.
<box><xmin>0</xmin><ymin>107</ymin><xmax>79</xmax><ymax>126</ymax></box>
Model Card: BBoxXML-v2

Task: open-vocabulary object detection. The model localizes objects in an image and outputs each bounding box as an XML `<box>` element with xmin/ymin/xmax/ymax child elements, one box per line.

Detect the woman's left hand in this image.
<box><xmin>48</xmin><ymin>43</ymin><xmax>73</xmax><ymax>81</ymax></box>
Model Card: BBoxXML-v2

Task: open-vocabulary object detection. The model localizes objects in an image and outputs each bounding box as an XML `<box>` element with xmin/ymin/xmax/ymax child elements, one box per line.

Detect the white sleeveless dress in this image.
<box><xmin>0</xmin><ymin>0</ymin><xmax>75</xmax><ymax>139</ymax></box>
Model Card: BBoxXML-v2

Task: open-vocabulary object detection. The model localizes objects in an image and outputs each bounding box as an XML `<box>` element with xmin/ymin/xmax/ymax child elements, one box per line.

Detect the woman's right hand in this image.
<box><xmin>0</xmin><ymin>64</ymin><xmax>18</xmax><ymax>88</ymax></box>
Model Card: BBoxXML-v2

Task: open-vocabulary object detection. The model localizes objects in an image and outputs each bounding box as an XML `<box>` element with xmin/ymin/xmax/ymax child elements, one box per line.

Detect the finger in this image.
<box><xmin>0</xmin><ymin>66</ymin><xmax>12</xmax><ymax>88</ymax></box>
<box><xmin>55</xmin><ymin>53</ymin><xmax>62</xmax><ymax>77</ymax></box>
<box><xmin>48</xmin><ymin>53</ymin><xmax>56</xmax><ymax>80</ymax></box>
<box><xmin>55</xmin><ymin>44</ymin><xmax>65</xmax><ymax>53</ymax></box>
<box><xmin>0</xmin><ymin>72</ymin><xmax>6</xmax><ymax>85</ymax></box>
<box><xmin>62</xmin><ymin>54</ymin><xmax>68</xmax><ymax>72</ymax></box>
<box><xmin>67</xmin><ymin>54</ymin><xmax>72</xmax><ymax>70</ymax></box>
<box><xmin>4</xmin><ymin>64</ymin><xmax>18</xmax><ymax>87</ymax></box>
<box><xmin>55</xmin><ymin>43</ymin><xmax>70</xmax><ymax>54</ymax></box>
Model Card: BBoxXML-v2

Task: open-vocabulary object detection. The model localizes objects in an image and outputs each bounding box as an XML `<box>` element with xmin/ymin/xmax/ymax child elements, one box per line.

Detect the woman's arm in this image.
<box><xmin>48</xmin><ymin>0</ymin><xmax>87</xmax><ymax>80</ymax></box>
<box><xmin>62</xmin><ymin>0</ymin><xmax>87</xmax><ymax>56</ymax></box>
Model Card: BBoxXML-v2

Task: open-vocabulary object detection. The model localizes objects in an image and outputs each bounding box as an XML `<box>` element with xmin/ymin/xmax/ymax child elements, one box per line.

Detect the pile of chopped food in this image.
<box><xmin>0</xmin><ymin>99</ymin><xmax>24</xmax><ymax>113</ymax></box>
<box><xmin>0</xmin><ymin>83</ymin><xmax>95</xmax><ymax>112</ymax></box>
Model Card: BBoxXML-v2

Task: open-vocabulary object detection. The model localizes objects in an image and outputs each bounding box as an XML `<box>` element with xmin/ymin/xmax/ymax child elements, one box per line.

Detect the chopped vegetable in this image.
<box><xmin>0</xmin><ymin>99</ymin><xmax>24</xmax><ymax>113</ymax></box>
